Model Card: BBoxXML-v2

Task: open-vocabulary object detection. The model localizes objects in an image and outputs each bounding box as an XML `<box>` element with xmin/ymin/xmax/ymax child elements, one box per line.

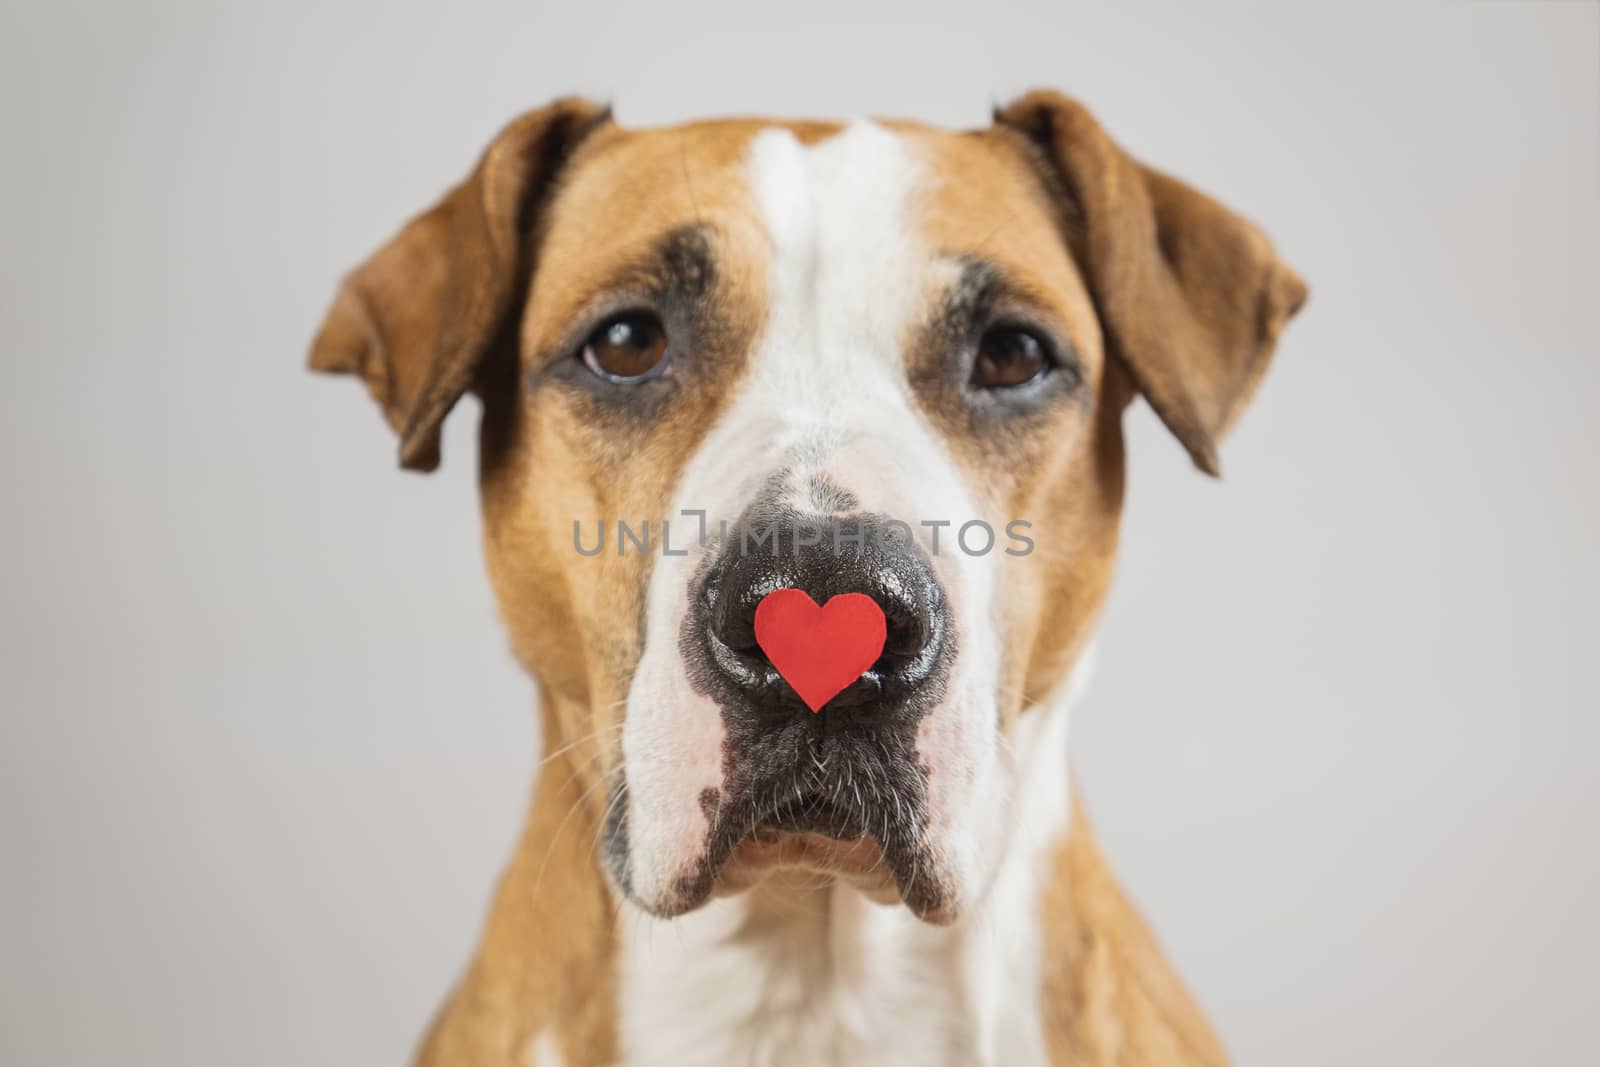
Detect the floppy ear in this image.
<box><xmin>994</xmin><ymin>90</ymin><xmax>1307</xmax><ymax>476</ymax></box>
<box><xmin>308</xmin><ymin>98</ymin><xmax>610</xmax><ymax>471</ymax></box>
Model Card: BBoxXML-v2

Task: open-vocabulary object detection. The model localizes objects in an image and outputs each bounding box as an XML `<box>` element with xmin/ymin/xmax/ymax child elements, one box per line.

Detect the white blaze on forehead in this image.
<box><xmin>730</xmin><ymin>122</ymin><xmax>973</xmax><ymax>518</ymax></box>
<box><xmin>744</xmin><ymin>122</ymin><xmax>923</xmax><ymax>422</ymax></box>
<box><xmin>620</xmin><ymin>120</ymin><xmax>1007</xmax><ymax>913</ymax></box>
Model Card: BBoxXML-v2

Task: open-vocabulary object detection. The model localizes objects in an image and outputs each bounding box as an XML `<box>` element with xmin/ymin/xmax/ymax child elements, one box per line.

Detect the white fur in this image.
<box><xmin>528</xmin><ymin>1029</ymin><xmax>564</xmax><ymax>1067</ymax></box>
<box><xmin>620</xmin><ymin>575</ymin><xmax>727</xmax><ymax>904</ymax></box>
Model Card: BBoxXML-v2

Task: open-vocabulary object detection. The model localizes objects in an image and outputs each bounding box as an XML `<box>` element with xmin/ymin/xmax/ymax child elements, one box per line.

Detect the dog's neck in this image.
<box><xmin>415</xmin><ymin>669</ymin><xmax>1228</xmax><ymax>1067</ymax></box>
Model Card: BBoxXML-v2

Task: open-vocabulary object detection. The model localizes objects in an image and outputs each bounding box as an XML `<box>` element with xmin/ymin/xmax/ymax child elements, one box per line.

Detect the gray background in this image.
<box><xmin>2</xmin><ymin>1</ymin><xmax>1595</xmax><ymax>1064</ymax></box>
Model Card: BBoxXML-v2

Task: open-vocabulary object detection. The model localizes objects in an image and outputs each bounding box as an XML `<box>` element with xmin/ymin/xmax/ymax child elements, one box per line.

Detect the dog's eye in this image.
<box><xmin>581</xmin><ymin>312</ymin><xmax>669</xmax><ymax>383</ymax></box>
<box><xmin>972</xmin><ymin>325</ymin><xmax>1053</xmax><ymax>388</ymax></box>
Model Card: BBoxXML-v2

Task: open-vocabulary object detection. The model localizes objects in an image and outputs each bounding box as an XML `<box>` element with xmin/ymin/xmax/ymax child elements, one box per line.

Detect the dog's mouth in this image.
<box><xmin>720</xmin><ymin>791</ymin><xmax>906</xmax><ymax>891</ymax></box>
<box><xmin>664</xmin><ymin>763</ymin><xmax>952</xmax><ymax>921</ymax></box>
<box><xmin>707</xmin><ymin>788</ymin><xmax>899</xmax><ymax>898</ymax></box>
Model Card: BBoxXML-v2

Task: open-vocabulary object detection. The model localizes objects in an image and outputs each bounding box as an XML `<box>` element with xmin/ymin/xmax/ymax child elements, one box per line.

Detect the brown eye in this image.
<box><xmin>582</xmin><ymin>312</ymin><xmax>669</xmax><ymax>383</ymax></box>
<box><xmin>973</xmin><ymin>326</ymin><xmax>1052</xmax><ymax>388</ymax></box>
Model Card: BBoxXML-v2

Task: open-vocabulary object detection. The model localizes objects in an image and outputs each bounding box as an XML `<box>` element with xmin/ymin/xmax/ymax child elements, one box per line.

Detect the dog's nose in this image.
<box><xmin>702</xmin><ymin>514</ymin><xmax>949</xmax><ymax>717</ymax></box>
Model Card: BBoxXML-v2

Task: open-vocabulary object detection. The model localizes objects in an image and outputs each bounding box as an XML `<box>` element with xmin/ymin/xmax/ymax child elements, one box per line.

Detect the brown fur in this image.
<box><xmin>1039</xmin><ymin>791</ymin><xmax>1230</xmax><ymax>1065</ymax></box>
<box><xmin>309</xmin><ymin>90</ymin><xmax>1304</xmax><ymax>1066</ymax></box>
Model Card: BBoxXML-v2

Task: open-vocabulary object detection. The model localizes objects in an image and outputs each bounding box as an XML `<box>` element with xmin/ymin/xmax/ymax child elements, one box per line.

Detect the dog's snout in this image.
<box><xmin>701</xmin><ymin>514</ymin><xmax>949</xmax><ymax>718</ymax></box>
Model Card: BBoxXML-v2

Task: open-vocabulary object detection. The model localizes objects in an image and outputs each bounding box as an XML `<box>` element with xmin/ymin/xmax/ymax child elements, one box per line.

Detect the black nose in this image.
<box><xmin>699</xmin><ymin>513</ymin><xmax>949</xmax><ymax>718</ymax></box>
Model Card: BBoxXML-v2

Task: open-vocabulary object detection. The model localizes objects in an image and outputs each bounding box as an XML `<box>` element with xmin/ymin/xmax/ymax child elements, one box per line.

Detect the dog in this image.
<box><xmin>310</xmin><ymin>89</ymin><xmax>1306</xmax><ymax>1067</ymax></box>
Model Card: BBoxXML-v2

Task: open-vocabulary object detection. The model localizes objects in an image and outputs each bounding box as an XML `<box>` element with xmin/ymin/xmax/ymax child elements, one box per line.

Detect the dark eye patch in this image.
<box><xmin>913</xmin><ymin>255</ymin><xmax>1084</xmax><ymax>414</ymax></box>
<box><xmin>531</xmin><ymin>225</ymin><xmax>717</xmax><ymax>412</ymax></box>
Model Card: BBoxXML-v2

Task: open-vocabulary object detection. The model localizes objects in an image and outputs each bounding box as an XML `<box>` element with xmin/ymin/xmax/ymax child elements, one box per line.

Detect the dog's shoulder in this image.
<box><xmin>1040</xmin><ymin>797</ymin><xmax>1230</xmax><ymax>1066</ymax></box>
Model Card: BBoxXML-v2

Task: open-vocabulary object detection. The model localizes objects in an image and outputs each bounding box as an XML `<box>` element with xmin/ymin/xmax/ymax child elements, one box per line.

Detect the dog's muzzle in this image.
<box><xmin>651</xmin><ymin>510</ymin><xmax>959</xmax><ymax>914</ymax></box>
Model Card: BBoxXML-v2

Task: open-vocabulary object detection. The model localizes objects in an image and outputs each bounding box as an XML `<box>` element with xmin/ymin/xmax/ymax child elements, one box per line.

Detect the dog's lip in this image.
<box><xmin>706</xmin><ymin>790</ymin><xmax>900</xmax><ymax>896</ymax></box>
<box><xmin>665</xmin><ymin>790</ymin><xmax>951</xmax><ymax>922</ymax></box>
<box><xmin>724</xmin><ymin>830</ymin><xmax>887</xmax><ymax>879</ymax></box>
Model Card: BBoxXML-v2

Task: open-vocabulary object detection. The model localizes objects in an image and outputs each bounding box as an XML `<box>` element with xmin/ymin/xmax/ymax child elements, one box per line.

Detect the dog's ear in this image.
<box><xmin>994</xmin><ymin>90</ymin><xmax>1307</xmax><ymax>476</ymax></box>
<box><xmin>308</xmin><ymin>98</ymin><xmax>610</xmax><ymax>471</ymax></box>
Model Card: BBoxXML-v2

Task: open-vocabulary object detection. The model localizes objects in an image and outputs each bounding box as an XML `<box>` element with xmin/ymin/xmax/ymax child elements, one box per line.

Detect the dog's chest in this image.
<box><xmin>612</xmin><ymin>886</ymin><xmax>1013</xmax><ymax>1067</ymax></box>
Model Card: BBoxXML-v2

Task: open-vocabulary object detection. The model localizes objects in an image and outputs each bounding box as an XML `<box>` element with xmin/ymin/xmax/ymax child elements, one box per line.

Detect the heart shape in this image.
<box><xmin>753</xmin><ymin>589</ymin><xmax>887</xmax><ymax>713</ymax></box>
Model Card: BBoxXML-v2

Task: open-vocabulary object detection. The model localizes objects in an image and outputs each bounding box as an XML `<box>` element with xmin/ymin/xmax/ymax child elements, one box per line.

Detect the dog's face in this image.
<box><xmin>311</xmin><ymin>93</ymin><xmax>1304</xmax><ymax>923</ymax></box>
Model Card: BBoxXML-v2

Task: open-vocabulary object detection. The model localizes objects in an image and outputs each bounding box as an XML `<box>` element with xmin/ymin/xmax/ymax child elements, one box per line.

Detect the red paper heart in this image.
<box><xmin>753</xmin><ymin>589</ymin><xmax>887</xmax><ymax>713</ymax></box>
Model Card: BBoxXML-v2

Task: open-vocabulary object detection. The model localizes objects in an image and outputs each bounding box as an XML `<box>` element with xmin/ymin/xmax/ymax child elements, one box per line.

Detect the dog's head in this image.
<box><xmin>311</xmin><ymin>92</ymin><xmax>1304</xmax><ymax>923</ymax></box>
